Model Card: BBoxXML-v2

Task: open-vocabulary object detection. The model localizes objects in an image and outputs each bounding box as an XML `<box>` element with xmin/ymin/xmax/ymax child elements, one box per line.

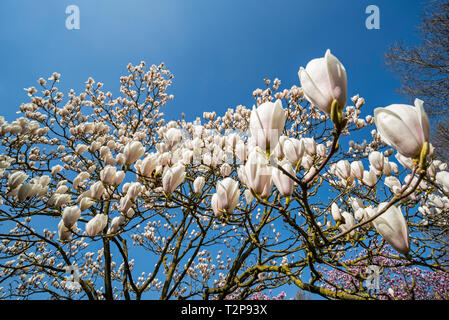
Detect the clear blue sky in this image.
<box><xmin>0</xmin><ymin>0</ymin><xmax>424</xmax><ymax>123</ymax></box>
<box><xmin>0</xmin><ymin>0</ymin><xmax>426</xmax><ymax>299</ymax></box>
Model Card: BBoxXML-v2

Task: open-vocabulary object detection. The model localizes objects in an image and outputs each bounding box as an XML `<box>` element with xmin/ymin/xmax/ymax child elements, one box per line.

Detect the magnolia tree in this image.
<box><xmin>1</xmin><ymin>51</ymin><xmax>449</xmax><ymax>300</ymax></box>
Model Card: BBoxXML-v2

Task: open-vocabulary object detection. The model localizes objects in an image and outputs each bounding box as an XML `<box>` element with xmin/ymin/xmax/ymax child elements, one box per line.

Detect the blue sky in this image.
<box><xmin>0</xmin><ymin>0</ymin><xmax>424</xmax><ymax>123</ymax></box>
<box><xmin>0</xmin><ymin>0</ymin><xmax>426</xmax><ymax>299</ymax></box>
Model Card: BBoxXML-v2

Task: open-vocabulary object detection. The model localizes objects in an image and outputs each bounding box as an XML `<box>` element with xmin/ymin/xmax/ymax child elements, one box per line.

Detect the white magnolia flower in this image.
<box><xmin>162</xmin><ymin>164</ymin><xmax>186</xmax><ymax>194</ymax></box>
<box><xmin>249</xmin><ymin>100</ymin><xmax>286</xmax><ymax>152</ymax></box>
<box><xmin>299</xmin><ymin>49</ymin><xmax>347</xmax><ymax>114</ymax></box>
<box><xmin>62</xmin><ymin>206</ymin><xmax>81</xmax><ymax>228</ymax></box>
<box><xmin>211</xmin><ymin>178</ymin><xmax>240</xmax><ymax>217</ymax></box>
<box><xmin>368</xmin><ymin>203</ymin><xmax>410</xmax><ymax>255</ymax></box>
<box><xmin>86</xmin><ymin>214</ymin><xmax>108</xmax><ymax>237</ymax></box>
<box><xmin>374</xmin><ymin>99</ymin><xmax>430</xmax><ymax>158</ymax></box>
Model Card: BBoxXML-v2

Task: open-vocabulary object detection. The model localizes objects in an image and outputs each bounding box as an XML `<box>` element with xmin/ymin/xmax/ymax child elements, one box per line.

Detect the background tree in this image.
<box><xmin>385</xmin><ymin>0</ymin><xmax>449</xmax><ymax>255</ymax></box>
<box><xmin>385</xmin><ymin>0</ymin><xmax>449</xmax><ymax>162</ymax></box>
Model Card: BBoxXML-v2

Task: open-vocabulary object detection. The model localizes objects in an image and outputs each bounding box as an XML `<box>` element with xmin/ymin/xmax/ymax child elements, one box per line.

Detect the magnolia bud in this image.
<box><xmin>331</xmin><ymin>202</ymin><xmax>342</xmax><ymax>222</ymax></box>
<box><xmin>90</xmin><ymin>181</ymin><xmax>105</xmax><ymax>200</ymax></box>
<box><xmin>249</xmin><ymin>99</ymin><xmax>286</xmax><ymax>152</ymax></box>
<box><xmin>244</xmin><ymin>189</ymin><xmax>254</xmax><ymax>204</ymax></box>
<box><xmin>299</xmin><ymin>49</ymin><xmax>347</xmax><ymax>114</ymax></box>
<box><xmin>368</xmin><ymin>203</ymin><xmax>410</xmax><ymax>255</ymax></box>
<box><xmin>272</xmin><ymin>160</ymin><xmax>296</xmax><ymax>197</ymax></box>
<box><xmin>164</xmin><ymin>127</ymin><xmax>182</xmax><ymax>150</ymax></box>
<box><xmin>335</xmin><ymin>160</ymin><xmax>351</xmax><ymax>180</ymax></box>
<box><xmin>80</xmin><ymin>197</ymin><xmax>95</xmax><ymax>211</ymax></box>
<box><xmin>350</xmin><ymin>161</ymin><xmax>364</xmax><ymax>180</ymax></box>
<box><xmin>283</xmin><ymin>138</ymin><xmax>304</xmax><ymax>166</ymax></box>
<box><xmin>369</xmin><ymin>151</ymin><xmax>384</xmax><ymax>173</ymax></box>
<box><xmin>211</xmin><ymin>178</ymin><xmax>240</xmax><ymax>217</ymax></box>
<box><xmin>193</xmin><ymin>176</ymin><xmax>205</xmax><ymax>194</ymax></box>
<box><xmin>374</xmin><ymin>99</ymin><xmax>430</xmax><ymax>159</ymax></box>
<box><xmin>242</xmin><ymin>148</ymin><xmax>273</xmax><ymax>198</ymax></box>
<box><xmin>8</xmin><ymin>171</ymin><xmax>28</xmax><ymax>189</ymax></box>
<box><xmin>86</xmin><ymin>214</ymin><xmax>108</xmax><ymax>237</ymax></box>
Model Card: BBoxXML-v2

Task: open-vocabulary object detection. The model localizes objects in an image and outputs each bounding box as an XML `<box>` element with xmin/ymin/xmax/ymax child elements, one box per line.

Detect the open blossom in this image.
<box><xmin>211</xmin><ymin>178</ymin><xmax>240</xmax><ymax>217</ymax></box>
<box><xmin>220</xmin><ymin>163</ymin><xmax>232</xmax><ymax>177</ymax></box>
<box><xmin>302</xmin><ymin>138</ymin><xmax>316</xmax><ymax>156</ymax></box>
<box><xmin>17</xmin><ymin>183</ymin><xmax>35</xmax><ymax>202</ymax></box>
<box><xmin>126</xmin><ymin>182</ymin><xmax>142</xmax><ymax>199</ymax></box>
<box><xmin>374</xmin><ymin>99</ymin><xmax>430</xmax><ymax>158</ymax></box>
<box><xmin>235</xmin><ymin>141</ymin><xmax>248</xmax><ymax>164</ymax></box>
<box><xmin>249</xmin><ymin>99</ymin><xmax>286</xmax><ymax>152</ymax></box>
<box><xmin>107</xmin><ymin>215</ymin><xmax>126</xmax><ymax>235</ymax></box>
<box><xmin>226</xmin><ymin>133</ymin><xmax>240</xmax><ymax>150</ymax></box>
<box><xmin>384</xmin><ymin>176</ymin><xmax>402</xmax><ymax>194</ymax></box>
<box><xmin>299</xmin><ymin>49</ymin><xmax>347</xmax><ymax>113</ymax></box>
<box><xmin>354</xmin><ymin>208</ymin><xmax>366</xmax><ymax>223</ymax></box>
<box><xmin>75</xmin><ymin>143</ymin><xmax>89</xmax><ymax>154</ymax></box>
<box><xmin>51</xmin><ymin>165</ymin><xmax>64</xmax><ymax>175</ymax></box>
<box><xmin>119</xmin><ymin>195</ymin><xmax>133</xmax><ymax>214</ymax></box>
<box><xmin>162</xmin><ymin>164</ymin><xmax>186</xmax><ymax>194</ymax></box>
<box><xmin>244</xmin><ymin>189</ymin><xmax>254</xmax><ymax>204</ymax></box>
<box><xmin>182</xmin><ymin>149</ymin><xmax>194</xmax><ymax>165</ymax></box>
<box><xmin>49</xmin><ymin>193</ymin><xmax>71</xmax><ymax>208</ymax></box>
<box><xmin>73</xmin><ymin>171</ymin><xmax>90</xmax><ymax>190</ymax></box>
<box><xmin>350</xmin><ymin>197</ymin><xmax>364</xmax><ymax>212</ymax></box>
<box><xmin>395</xmin><ymin>153</ymin><xmax>414</xmax><ymax>170</ymax></box>
<box><xmin>273</xmin><ymin>135</ymin><xmax>288</xmax><ymax>159</ymax></box>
